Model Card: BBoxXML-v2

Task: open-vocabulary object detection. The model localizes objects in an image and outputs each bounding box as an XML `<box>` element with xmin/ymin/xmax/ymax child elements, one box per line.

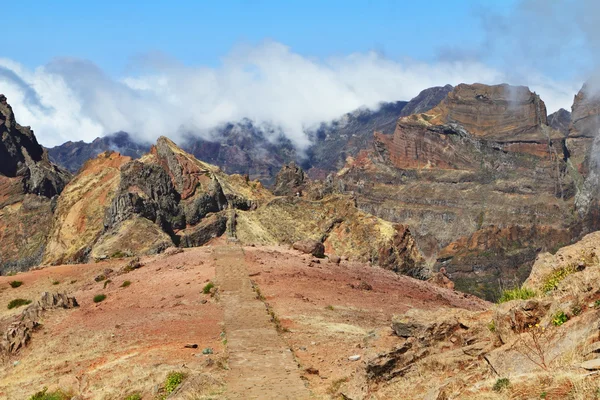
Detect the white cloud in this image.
<box><xmin>0</xmin><ymin>41</ymin><xmax>579</xmax><ymax>148</ymax></box>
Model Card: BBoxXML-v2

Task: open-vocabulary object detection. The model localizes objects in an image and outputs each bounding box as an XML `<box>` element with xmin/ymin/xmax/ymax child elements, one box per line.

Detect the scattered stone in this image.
<box><xmin>581</xmin><ymin>359</ymin><xmax>600</xmax><ymax>370</ymax></box>
<box><xmin>163</xmin><ymin>247</ymin><xmax>184</xmax><ymax>256</ymax></box>
<box><xmin>305</xmin><ymin>367</ymin><xmax>319</xmax><ymax>375</ymax></box>
<box><xmin>348</xmin><ymin>355</ymin><xmax>361</xmax><ymax>361</ymax></box>
<box><xmin>201</xmin><ymin>299</ymin><xmax>208</xmax><ymax>304</ymax></box>
<box><xmin>586</xmin><ymin>342</ymin><xmax>600</xmax><ymax>355</ymax></box>
<box><xmin>358</xmin><ymin>281</ymin><xmax>373</xmax><ymax>291</ymax></box>
<box><xmin>293</xmin><ymin>239</ymin><xmax>325</xmax><ymax>258</ymax></box>
<box><xmin>185</xmin><ymin>344</ymin><xmax>198</xmax><ymax>349</ymax></box>
<box><xmin>2</xmin><ymin>292</ymin><xmax>78</xmax><ymax>354</ymax></box>
<box><xmin>311</xmin><ymin>259</ymin><xmax>321</xmax><ymax>264</ymax></box>
<box><xmin>329</xmin><ymin>255</ymin><xmax>341</xmax><ymax>264</ymax></box>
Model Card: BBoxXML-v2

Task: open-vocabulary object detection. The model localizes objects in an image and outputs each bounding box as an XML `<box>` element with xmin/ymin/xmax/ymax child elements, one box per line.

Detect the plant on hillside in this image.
<box><xmin>28</xmin><ymin>387</ymin><xmax>70</xmax><ymax>400</ymax></box>
<box><xmin>498</xmin><ymin>287</ymin><xmax>536</xmax><ymax>303</ymax></box>
<box><xmin>9</xmin><ymin>280</ymin><xmax>22</xmax><ymax>288</ymax></box>
<box><xmin>492</xmin><ymin>378</ymin><xmax>510</xmax><ymax>392</ymax></box>
<box><xmin>8</xmin><ymin>298</ymin><xmax>31</xmax><ymax>309</ymax></box>
<box><xmin>552</xmin><ymin>311</ymin><xmax>568</xmax><ymax>326</ymax></box>
<box><xmin>203</xmin><ymin>282</ymin><xmax>215</xmax><ymax>294</ymax></box>
<box><xmin>93</xmin><ymin>294</ymin><xmax>107</xmax><ymax>303</ymax></box>
<box><xmin>164</xmin><ymin>371</ymin><xmax>186</xmax><ymax>395</ymax></box>
<box><xmin>124</xmin><ymin>394</ymin><xmax>142</xmax><ymax>400</ymax></box>
<box><xmin>542</xmin><ymin>266</ymin><xmax>577</xmax><ymax>293</ymax></box>
<box><xmin>103</xmin><ymin>279</ymin><xmax>112</xmax><ymax>289</ymax></box>
<box><xmin>121</xmin><ymin>280</ymin><xmax>131</xmax><ymax>288</ymax></box>
<box><xmin>510</xmin><ymin>323</ymin><xmax>564</xmax><ymax>370</ymax></box>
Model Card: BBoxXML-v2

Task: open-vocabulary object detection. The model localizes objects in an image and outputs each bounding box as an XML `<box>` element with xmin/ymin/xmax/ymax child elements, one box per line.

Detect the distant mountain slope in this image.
<box><xmin>47</xmin><ymin>85</ymin><xmax>453</xmax><ymax>183</ymax></box>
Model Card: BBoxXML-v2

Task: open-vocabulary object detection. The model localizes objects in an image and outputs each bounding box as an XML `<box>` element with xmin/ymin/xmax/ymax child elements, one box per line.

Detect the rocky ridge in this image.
<box><xmin>333</xmin><ymin>83</ymin><xmax>584</xmax><ymax>300</ymax></box>
<box><xmin>0</xmin><ymin>94</ymin><xmax>425</xmax><ymax>276</ymax></box>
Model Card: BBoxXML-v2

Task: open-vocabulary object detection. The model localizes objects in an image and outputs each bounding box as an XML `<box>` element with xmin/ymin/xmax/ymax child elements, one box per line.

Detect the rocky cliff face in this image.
<box><xmin>0</xmin><ymin>95</ymin><xmax>71</xmax><ymax>272</ymax></box>
<box><xmin>334</xmin><ymin>83</ymin><xmax>578</xmax><ymax>300</ymax></box>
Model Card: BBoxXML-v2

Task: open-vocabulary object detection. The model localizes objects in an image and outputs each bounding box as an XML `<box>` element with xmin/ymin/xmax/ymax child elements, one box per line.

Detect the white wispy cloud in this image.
<box><xmin>0</xmin><ymin>41</ymin><xmax>578</xmax><ymax>148</ymax></box>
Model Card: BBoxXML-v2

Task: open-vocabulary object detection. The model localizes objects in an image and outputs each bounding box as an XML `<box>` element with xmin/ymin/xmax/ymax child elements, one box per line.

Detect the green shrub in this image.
<box><xmin>52</xmin><ymin>280</ymin><xmax>60</xmax><ymax>285</ymax></box>
<box><xmin>492</xmin><ymin>378</ymin><xmax>510</xmax><ymax>392</ymax></box>
<box><xmin>498</xmin><ymin>287</ymin><xmax>536</xmax><ymax>303</ymax></box>
<box><xmin>552</xmin><ymin>311</ymin><xmax>568</xmax><ymax>326</ymax></box>
<box><xmin>93</xmin><ymin>294</ymin><xmax>107</xmax><ymax>303</ymax></box>
<box><xmin>8</xmin><ymin>298</ymin><xmax>31</xmax><ymax>309</ymax></box>
<box><xmin>542</xmin><ymin>266</ymin><xmax>576</xmax><ymax>292</ymax></box>
<box><xmin>9</xmin><ymin>280</ymin><xmax>23</xmax><ymax>288</ymax></box>
<box><xmin>121</xmin><ymin>280</ymin><xmax>131</xmax><ymax>288</ymax></box>
<box><xmin>202</xmin><ymin>282</ymin><xmax>215</xmax><ymax>294</ymax></box>
<box><xmin>124</xmin><ymin>394</ymin><xmax>142</xmax><ymax>400</ymax></box>
<box><xmin>103</xmin><ymin>279</ymin><xmax>112</xmax><ymax>289</ymax></box>
<box><xmin>28</xmin><ymin>387</ymin><xmax>70</xmax><ymax>400</ymax></box>
<box><xmin>595</xmin><ymin>299</ymin><xmax>600</xmax><ymax>308</ymax></box>
<box><xmin>487</xmin><ymin>320</ymin><xmax>496</xmax><ymax>332</ymax></box>
<box><xmin>164</xmin><ymin>371</ymin><xmax>186</xmax><ymax>394</ymax></box>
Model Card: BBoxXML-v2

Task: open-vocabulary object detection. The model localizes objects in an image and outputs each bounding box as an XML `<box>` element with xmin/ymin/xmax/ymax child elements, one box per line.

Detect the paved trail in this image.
<box><xmin>214</xmin><ymin>246</ymin><xmax>312</xmax><ymax>399</ymax></box>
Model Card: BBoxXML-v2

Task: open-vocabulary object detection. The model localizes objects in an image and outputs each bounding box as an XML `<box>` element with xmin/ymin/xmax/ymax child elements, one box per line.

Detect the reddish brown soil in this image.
<box><xmin>0</xmin><ymin>244</ymin><xmax>488</xmax><ymax>399</ymax></box>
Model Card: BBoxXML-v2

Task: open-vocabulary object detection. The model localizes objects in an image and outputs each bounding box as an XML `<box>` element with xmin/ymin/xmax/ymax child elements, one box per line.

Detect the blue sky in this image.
<box><xmin>0</xmin><ymin>0</ymin><xmax>591</xmax><ymax>146</ymax></box>
<box><xmin>4</xmin><ymin>0</ymin><xmax>515</xmax><ymax>75</ymax></box>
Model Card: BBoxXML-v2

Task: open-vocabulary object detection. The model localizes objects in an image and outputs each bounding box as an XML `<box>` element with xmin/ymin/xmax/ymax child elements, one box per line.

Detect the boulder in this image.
<box><xmin>293</xmin><ymin>239</ymin><xmax>325</xmax><ymax>258</ymax></box>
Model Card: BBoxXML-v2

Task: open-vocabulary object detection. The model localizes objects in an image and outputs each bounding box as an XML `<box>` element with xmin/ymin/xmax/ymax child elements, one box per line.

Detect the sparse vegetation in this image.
<box><xmin>595</xmin><ymin>299</ymin><xmax>600</xmax><ymax>308</ymax></box>
<box><xmin>121</xmin><ymin>280</ymin><xmax>131</xmax><ymax>288</ymax></box>
<box><xmin>542</xmin><ymin>266</ymin><xmax>577</xmax><ymax>293</ymax></box>
<box><xmin>327</xmin><ymin>377</ymin><xmax>349</xmax><ymax>395</ymax></box>
<box><xmin>325</xmin><ymin>305</ymin><xmax>335</xmax><ymax>311</ymax></box>
<box><xmin>8</xmin><ymin>298</ymin><xmax>31</xmax><ymax>309</ymax></box>
<box><xmin>493</xmin><ymin>378</ymin><xmax>510</xmax><ymax>392</ymax></box>
<box><xmin>164</xmin><ymin>371</ymin><xmax>186</xmax><ymax>395</ymax></box>
<box><xmin>103</xmin><ymin>279</ymin><xmax>112</xmax><ymax>289</ymax></box>
<box><xmin>93</xmin><ymin>294</ymin><xmax>107</xmax><ymax>303</ymax></box>
<box><xmin>111</xmin><ymin>250</ymin><xmax>128</xmax><ymax>259</ymax></box>
<box><xmin>203</xmin><ymin>282</ymin><xmax>215</xmax><ymax>294</ymax></box>
<box><xmin>52</xmin><ymin>280</ymin><xmax>60</xmax><ymax>285</ymax></box>
<box><xmin>9</xmin><ymin>280</ymin><xmax>22</xmax><ymax>288</ymax></box>
<box><xmin>498</xmin><ymin>286</ymin><xmax>536</xmax><ymax>303</ymax></box>
<box><xmin>487</xmin><ymin>320</ymin><xmax>496</xmax><ymax>332</ymax></box>
<box><xmin>28</xmin><ymin>387</ymin><xmax>70</xmax><ymax>400</ymax></box>
<box><xmin>552</xmin><ymin>311</ymin><xmax>568</xmax><ymax>326</ymax></box>
<box><xmin>124</xmin><ymin>394</ymin><xmax>142</xmax><ymax>400</ymax></box>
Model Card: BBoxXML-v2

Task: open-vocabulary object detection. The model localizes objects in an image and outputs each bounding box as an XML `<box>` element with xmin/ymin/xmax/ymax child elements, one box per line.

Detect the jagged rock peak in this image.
<box><xmin>547</xmin><ymin>108</ymin><xmax>571</xmax><ymax>136</ymax></box>
<box><xmin>0</xmin><ymin>94</ymin><xmax>70</xmax><ymax>197</ymax></box>
<box><xmin>399</xmin><ymin>84</ymin><xmax>453</xmax><ymax>117</ymax></box>
<box><xmin>272</xmin><ymin>162</ymin><xmax>306</xmax><ymax>196</ymax></box>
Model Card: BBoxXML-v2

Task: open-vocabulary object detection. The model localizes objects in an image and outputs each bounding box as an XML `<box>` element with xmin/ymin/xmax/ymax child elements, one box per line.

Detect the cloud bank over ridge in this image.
<box><xmin>0</xmin><ymin>41</ymin><xmax>579</xmax><ymax>148</ymax></box>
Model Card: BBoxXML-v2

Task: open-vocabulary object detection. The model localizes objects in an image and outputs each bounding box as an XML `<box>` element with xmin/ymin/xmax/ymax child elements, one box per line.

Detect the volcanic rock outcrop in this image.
<box><xmin>0</xmin><ymin>95</ymin><xmax>71</xmax><ymax>273</ymax></box>
<box><xmin>36</xmin><ymin>131</ymin><xmax>426</xmax><ymax>275</ymax></box>
<box><xmin>335</xmin><ymin>83</ymin><xmax>579</xmax><ymax>299</ymax></box>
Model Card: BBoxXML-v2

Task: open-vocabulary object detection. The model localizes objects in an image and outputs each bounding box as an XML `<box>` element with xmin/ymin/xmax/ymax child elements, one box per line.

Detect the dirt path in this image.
<box><xmin>214</xmin><ymin>245</ymin><xmax>312</xmax><ymax>399</ymax></box>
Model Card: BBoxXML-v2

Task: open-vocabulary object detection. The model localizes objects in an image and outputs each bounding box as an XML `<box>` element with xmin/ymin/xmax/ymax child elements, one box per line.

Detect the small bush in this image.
<box><xmin>498</xmin><ymin>287</ymin><xmax>536</xmax><ymax>303</ymax></box>
<box><xmin>103</xmin><ymin>279</ymin><xmax>112</xmax><ymax>289</ymax></box>
<box><xmin>202</xmin><ymin>282</ymin><xmax>215</xmax><ymax>294</ymax></box>
<box><xmin>9</xmin><ymin>280</ymin><xmax>23</xmax><ymax>288</ymax></box>
<box><xmin>164</xmin><ymin>371</ymin><xmax>186</xmax><ymax>394</ymax></box>
<box><xmin>595</xmin><ymin>299</ymin><xmax>600</xmax><ymax>308</ymax></box>
<box><xmin>325</xmin><ymin>305</ymin><xmax>335</xmax><ymax>311</ymax></box>
<box><xmin>552</xmin><ymin>311</ymin><xmax>568</xmax><ymax>326</ymax></box>
<box><xmin>111</xmin><ymin>250</ymin><xmax>127</xmax><ymax>259</ymax></box>
<box><xmin>487</xmin><ymin>320</ymin><xmax>496</xmax><ymax>332</ymax></box>
<box><xmin>124</xmin><ymin>394</ymin><xmax>142</xmax><ymax>400</ymax></box>
<box><xmin>492</xmin><ymin>378</ymin><xmax>510</xmax><ymax>392</ymax></box>
<box><xmin>542</xmin><ymin>266</ymin><xmax>576</xmax><ymax>292</ymax></box>
<box><xmin>8</xmin><ymin>298</ymin><xmax>31</xmax><ymax>309</ymax></box>
<box><xmin>28</xmin><ymin>387</ymin><xmax>70</xmax><ymax>400</ymax></box>
<box><xmin>121</xmin><ymin>280</ymin><xmax>131</xmax><ymax>288</ymax></box>
<box><xmin>52</xmin><ymin>280</ymin><xmax>60</xmax><ymax>285</ymax></box>
<box><xmin>93</xmin><ymin>294</ymin><xmax>107</xmax><ymax>303</ymax></box>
